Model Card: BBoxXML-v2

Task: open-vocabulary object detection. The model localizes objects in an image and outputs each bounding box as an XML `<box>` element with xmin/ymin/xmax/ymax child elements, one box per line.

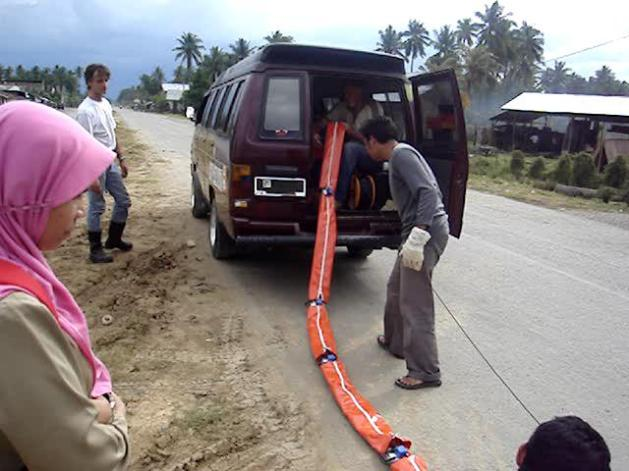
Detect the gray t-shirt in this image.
<box><xmin>389</xmin><ymin>143</ymin><xmax>446</xmax><ymax>241</ymax></box>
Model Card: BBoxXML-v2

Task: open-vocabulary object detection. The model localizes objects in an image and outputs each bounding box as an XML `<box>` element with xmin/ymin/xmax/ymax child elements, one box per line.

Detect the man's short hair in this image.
<box><xmin>84</xmin><ymin>64</ymin><xmax>111</xmax><ymax>86</ymax></box>
<box><xmin>359</xmin><ymin>116</ymin><xmax>399</xmax><ymax>144</ymax></box>
<box><xmin>520</xmin><ymin>416</ymin><xmax>610</xmax><ymax>471</ymax></box>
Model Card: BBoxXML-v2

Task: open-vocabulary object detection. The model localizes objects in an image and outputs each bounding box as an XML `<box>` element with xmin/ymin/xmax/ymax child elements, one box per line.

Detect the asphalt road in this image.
<box><xmin>119</xmin><ymin>109</ymin><xmax>629</xmax><ymax>470</ymax></box>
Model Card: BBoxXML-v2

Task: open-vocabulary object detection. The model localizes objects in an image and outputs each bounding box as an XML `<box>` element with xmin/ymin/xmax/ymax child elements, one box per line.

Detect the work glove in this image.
<box><xmin>400</xmin><ymin>227</ymin><xmax>431</xmax><ymax>271</ymax></box>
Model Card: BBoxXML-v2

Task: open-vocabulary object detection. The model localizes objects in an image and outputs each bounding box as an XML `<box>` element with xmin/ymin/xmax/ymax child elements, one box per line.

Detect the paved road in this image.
<box><xmin>120</xmin><ymin>109</ymin><xmax>629</xmax><ymax>470</ymax></box>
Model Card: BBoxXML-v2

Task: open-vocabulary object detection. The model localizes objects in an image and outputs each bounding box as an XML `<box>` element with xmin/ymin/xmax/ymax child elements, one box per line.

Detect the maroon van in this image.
<box><xmin>190</xmin><ymin>44</ymin><xmax>468</xmax><ymax>259</ymax></box>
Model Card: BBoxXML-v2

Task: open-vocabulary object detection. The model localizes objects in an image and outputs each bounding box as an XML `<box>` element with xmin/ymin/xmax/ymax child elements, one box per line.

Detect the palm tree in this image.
<box><xmin>173</xmin><ymin>32</ymin><xmax>205</xmax><ymax>74</ymax></box>
<box><xmin>507</xmin><ymin>22</ymin><xmax>544</xmax><ymax>89</ymax></box>
<box><xmin>402</xmin><ymin>20</ymin><xmax>431</xmax><ymax>71</ymax></box>
<box><xmin>264</xmin><ymin>31</ymin><xmax>293</xmax><ymax>44</ymax></box>
<box><xmin>462</xmin><ymin>46</ymin><xmax>500</xmax><ymax>95</ymax></box>
<box><xmin>590</xmin><ymin>65</ymin><xmax>619</xmax><ymax>95</ymax></box>
<box><xmin>432</xmin><ymin>26</ymin><xmax>458</xmax><ymax>58</ymax></box>
<box><xmin>173</xmin><ymin>65</ymin><xmax>188</xmax><ymax>83</ymax></box>
<box><xmin>4</xmin><ymin>66</ymin><xmax>13</xmax><ymax>81</ymax></box>
<box><xmin>15</xmin><ymin>65</ymin><xmax>26</xmax><ymax>80</ymax></box>
<box><xmin>376</xmin><ymin>25</ymin><xmax>404</xmax><ymax>57</ymax></box>
<box><xmin>456</xmin><ymin>18</ymin><xmax>478</xmax><ymax>47</ymax></box>
<box><xmin>202</xmin><ymin>47</ymin><xmax>230</xmax><ymax>81</ymax></box>
<box><xmin>475</xmin><ymin>1</ymin><xmax>516</xmax><ymax>71</ymax></box>
<box><xmin>230</xmin><ymin>38</ymin><xmax>253</xmax><ymax>61</ymax></box>
<box><xmin>539</xmin><ymin>61</ymin><xmax>571</xmax><ymax>93</ymax></box>
<box><xmin>74</xmin><ymin>66</ymin><xmax>83</xmax><ymax>93</ymax></box>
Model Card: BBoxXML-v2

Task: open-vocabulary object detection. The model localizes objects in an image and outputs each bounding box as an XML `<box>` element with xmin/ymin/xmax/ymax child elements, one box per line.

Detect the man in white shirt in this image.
<box><xmin>319</xmin><ymin>82</ymin><xmax>385</xmax><ymax>207</ymax></box>
<box><xmin>76</xmin><ymin>64</ymin><xmax>132</xmax><ymax>263</ymax></box>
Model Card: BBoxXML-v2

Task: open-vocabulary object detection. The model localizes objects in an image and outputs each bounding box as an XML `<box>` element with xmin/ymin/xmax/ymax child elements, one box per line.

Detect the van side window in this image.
<box><xmin>208</xmin><ymin>87</ymin><xmax>226</xmax><ymax>129</ymax></box>
<box><xmin>225</xmin><ymin>80</ymin><xmax>245</xmax><ymax>133</ymax></box>
<box><xmin>415</xmin><ymin>79</ymin><xmax>458</xmax><ymax>144</ymax></box>
<box><xmin>201</xmin><ymin>90</ymin><xmax>216</xmax><ymax>127</ymax></box>
<box><xmin>262</xmin><ymin>77</ymin><xmax>302</xmax><ymax>139</ymax></box>
<box><xmin>216</xmin><ymin>83</ymin><xmax>238</xmax><ymax>131</ymax></box>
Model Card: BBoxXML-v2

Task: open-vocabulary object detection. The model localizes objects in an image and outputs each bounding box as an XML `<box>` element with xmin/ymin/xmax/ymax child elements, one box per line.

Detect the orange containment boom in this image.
<box><xmin>305</xmin><ymin>122</ymin><xmax>429</xmax><ymax>471</ymax></box>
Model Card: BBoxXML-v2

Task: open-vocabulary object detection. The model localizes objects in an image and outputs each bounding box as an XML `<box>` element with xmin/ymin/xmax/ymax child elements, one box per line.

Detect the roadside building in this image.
<box><xmin>491</xmin><ymin>92</ymin><xmax>629</xmax><ymax>167</ymax></box>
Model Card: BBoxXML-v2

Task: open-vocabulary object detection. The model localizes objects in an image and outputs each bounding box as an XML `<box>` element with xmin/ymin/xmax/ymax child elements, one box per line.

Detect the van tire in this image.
<box><xmin>191</xmin><ymin>173</ymin><xmax>209</xmax><ymax>219</ymax></box>
<box><xmin>346</xmin><ymin>246</ymin><xmax>373</xmax><ymax>259</ymax></box>
<box><xmin>209</xmin><ymin>200</ymin><xmax>235</xmax><ymax>259</ymax></box>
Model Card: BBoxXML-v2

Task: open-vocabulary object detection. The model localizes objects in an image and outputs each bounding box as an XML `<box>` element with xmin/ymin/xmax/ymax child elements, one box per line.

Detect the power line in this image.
<box><xmin>545</xmin><ymin>32</ymin><xmax>629</xmax><ymax>63</ymax></box>
<box><xmin>434</xmin><ymin>289</ymin><xmax>540</xmax><ymax>426</ymax></box>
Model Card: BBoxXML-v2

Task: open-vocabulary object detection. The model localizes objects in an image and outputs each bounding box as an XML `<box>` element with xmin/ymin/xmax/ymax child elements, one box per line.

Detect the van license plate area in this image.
<box><xmin>254</xmin><ymin>177</ymin><xmax>306</xmax><ymax>197</ymax></box>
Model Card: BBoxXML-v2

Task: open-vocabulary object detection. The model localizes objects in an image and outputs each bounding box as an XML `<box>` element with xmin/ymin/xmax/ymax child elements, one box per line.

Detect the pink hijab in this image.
<box><xmin>0</xmin><ymin>101</ymin><xmax>114</xmax><ymax>397</ymax></box>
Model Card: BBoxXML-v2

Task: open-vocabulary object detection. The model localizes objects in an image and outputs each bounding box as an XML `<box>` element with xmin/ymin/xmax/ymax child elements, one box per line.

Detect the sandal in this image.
<box><xmin>377</xmin><ymin>335</ymin><xmax>404</xmax><ymax>360</ymax></box>
<box><xmin>394</xmin><ymin>376</ymin><xmax>442</xmax><ymax>390</ymax></box>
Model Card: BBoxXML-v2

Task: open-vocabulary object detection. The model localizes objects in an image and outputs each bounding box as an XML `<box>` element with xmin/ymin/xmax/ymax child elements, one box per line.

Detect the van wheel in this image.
<box><xmin>191</xmin><ymin>173</ymin><xmax>209</xmax><ymax>218</ymax></box>
<box><xmin>346</xmin><ymin>246</ymin><xmax>373</xmax><ymax>259</ymax></box>
<box><xmin>209</xmin><ymin>200</ymin><xmax>235</xmax><ymax>259</ymax></box>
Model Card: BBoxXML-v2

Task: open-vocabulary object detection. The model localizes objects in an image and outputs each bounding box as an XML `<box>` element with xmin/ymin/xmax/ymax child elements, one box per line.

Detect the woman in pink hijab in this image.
<box><xmin>0</xmin><ymin>101</ymin><xmax>129</xmax><ymax>470</ymax></box>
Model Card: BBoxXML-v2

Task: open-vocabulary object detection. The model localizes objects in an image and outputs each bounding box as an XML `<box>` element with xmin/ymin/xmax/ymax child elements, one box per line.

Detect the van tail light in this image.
<box><xmin>231</xmin><ymin>164</ymin><xmax>251</xmax><ymax>182</ymax></box>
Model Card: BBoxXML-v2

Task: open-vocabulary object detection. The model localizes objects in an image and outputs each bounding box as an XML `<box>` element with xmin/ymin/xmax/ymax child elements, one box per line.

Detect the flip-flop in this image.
<box><xmin>394</xmin><ymin>377</ymin><xmax>442</xmax><ymax>390</ymax></box>
<box><xmin>377</xmin><ymin>335</ymin><xmax>404</xmax><ymax>360</ymax></box>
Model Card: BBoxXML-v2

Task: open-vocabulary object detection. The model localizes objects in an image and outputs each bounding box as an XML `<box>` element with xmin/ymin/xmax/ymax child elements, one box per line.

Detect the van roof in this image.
<box><xmin>216</xmin><ymin>44</ymin><xmax>406</xmax><ymax>84</ymax></box>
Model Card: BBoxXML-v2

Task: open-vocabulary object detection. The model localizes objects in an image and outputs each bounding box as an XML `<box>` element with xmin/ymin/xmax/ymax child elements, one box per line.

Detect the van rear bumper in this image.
<box><xmin>234</xmin><ymin>234</ymin><xmax>400</xmax><ymax>250</ymax></box>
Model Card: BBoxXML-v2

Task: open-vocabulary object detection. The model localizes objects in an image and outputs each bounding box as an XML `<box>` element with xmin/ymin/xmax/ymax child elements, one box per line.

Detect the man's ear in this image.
<box><xmin>516</xmin><ymin>443</ymin><xmax>527</xmax><ymax>467</ymax></box>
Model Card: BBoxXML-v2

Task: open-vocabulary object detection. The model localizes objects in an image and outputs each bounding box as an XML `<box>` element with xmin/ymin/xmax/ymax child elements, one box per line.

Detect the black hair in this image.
<box><xmin>84</xmin><ymin>64</ymin><xmax>111</xmax><ymax>89</ymax></box>
<box><xmin>520</xmin><ymin>416</ymin><xmax>610</xmax><ymax>471</ymax></box>
<box><xmin>359</xmin><ymin>116</ymin><xmax>399</xmax><ymax>144</ymax></box>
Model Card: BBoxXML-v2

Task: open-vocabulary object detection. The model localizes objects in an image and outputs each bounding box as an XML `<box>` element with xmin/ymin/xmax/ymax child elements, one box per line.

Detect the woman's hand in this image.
<box><xmin>92</xmin><ymin>396</ymin><xmax>112</xmax><ymax>424</ymax></box>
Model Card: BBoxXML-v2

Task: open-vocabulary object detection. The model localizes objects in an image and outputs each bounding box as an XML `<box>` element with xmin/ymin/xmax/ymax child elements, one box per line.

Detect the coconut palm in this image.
<box><xmin>402</xmin><ymin>20</ymin><xmax>431</xmax><ymax>71</ymax></box>
<box><xmin>539</xmin><ymin>61</ymin><xmax>571</xmax><ymax>93</ymax></box>
<box><xmin>173</xmin><ymin>32</ymin><xmax>206</xmax><ymax>73</ymax></box>
<box><xmin>376</xmin><ymin>25</ymin><xmax>404</xmax><ymax>57</ymax></box>
<box><xmin>4</xmin><ymin>66</ymin><xmax>13</xmax><ymax>81</ymax></box>
<box><xmin>230</xmin><ymin>38</ymin><xmax>253</xmax><ymax>61</ymax></box>
<box><xmin>475</xmin><ymin>1</ymin><xmax>515</xmax><ymax>70</ymax></box>
<box><xmin>590</xmin><ymin>66</ymin><xmax>620</xmax><ymax>95</ymax></box>
<box><xmin>264</xmin><ymin>31</ymin><xmax>293</xmax><ymax>44</ymax></box>
<box><xmin>432</xmin><ymin>26</ymin><xmax>458</xmax><ymax>58</ymax></box>
<box><xmin>456</xmin><ymin>18</ymin><xmax>478</xmax><ymax>47</ymax></box>
<box><xmin>462</xmin><ymin>46</ymin><xmax>500</xmax><ymax>95</ymax></box>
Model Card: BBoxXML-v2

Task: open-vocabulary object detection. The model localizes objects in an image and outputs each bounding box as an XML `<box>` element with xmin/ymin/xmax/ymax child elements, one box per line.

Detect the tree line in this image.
<box><xmin>0</xmin><ymin>64</ymin><xmax>84</xmax><ymax>106</ymax></box>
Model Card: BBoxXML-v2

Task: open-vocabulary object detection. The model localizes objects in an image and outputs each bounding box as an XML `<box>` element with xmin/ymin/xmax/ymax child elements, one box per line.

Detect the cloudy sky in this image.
<box><xmin>1</xmin><ymin>0</ymin><xmax>628</xmax><ymax>98</ymax></box>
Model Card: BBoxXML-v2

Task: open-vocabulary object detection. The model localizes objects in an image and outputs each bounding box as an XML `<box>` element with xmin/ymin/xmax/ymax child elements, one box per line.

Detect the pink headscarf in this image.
<box><xmin>0</xmin><ymin>101</ymin><xmax>114</xmax><ymax>397</ymax></box>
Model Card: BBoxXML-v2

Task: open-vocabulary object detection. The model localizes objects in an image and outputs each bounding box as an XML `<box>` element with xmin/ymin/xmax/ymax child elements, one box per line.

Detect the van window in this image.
<box><xmin>201</xmin><ymin>90</ymin><xmax>216</xmax><ymax>127</ymax></box>
<box><xmin>217</xmin><ymin>83</ymin><xmax>239</xmax><ymax>131</ymax></box>
<box><xmin>262</xmin><ymin>77</ymin><xmax>302</xmax><ymax>139</ymax></box>
<box><xmin>209</xmin><ymin>87</ymin><xmax>226</xmax><ymax>129</ymax></box>
<box><xmin>415</xmin><ymin>79</ymin><xmax>458</xmax><ymax>143</ymax></box>
<box><xmin>225</xmin><ymin>80</ymin><xmax>245</xmax><ymax>133</ymax></box>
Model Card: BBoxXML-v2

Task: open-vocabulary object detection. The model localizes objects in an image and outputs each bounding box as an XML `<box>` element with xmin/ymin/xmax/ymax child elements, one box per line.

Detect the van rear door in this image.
<box><xmin>409</xmin><ymin>69</ymin><xmax>468</xmax><ymax>237</ymax></box>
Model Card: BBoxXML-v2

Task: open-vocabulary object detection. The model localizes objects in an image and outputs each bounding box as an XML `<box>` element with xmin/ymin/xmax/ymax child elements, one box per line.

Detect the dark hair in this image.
<box><xmin>520</xmin><ymin>416</ymin><xmax>610</xmax><ymax>471</ymax></box>
<box><xmin>84</xmin><ymin>64</ymin><xmax>111</xmax><ymax>87</ymax></box>
<box><xmin>359</xmin><ymin>116</ymin><xmax>399</xmax><ymax>144</ymax></box>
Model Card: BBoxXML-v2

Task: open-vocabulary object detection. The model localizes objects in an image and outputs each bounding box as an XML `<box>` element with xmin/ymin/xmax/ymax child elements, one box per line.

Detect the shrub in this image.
<box><xmin>528</xmin><ymin>157</ymin><xmax>546</xmax><ymax>180</ymax></box>
<box><xmin>597</xmin><ymin>186</ymin><xmax>614</xmax><ymax>203</ymax></box>
<box><xmin>510</xmin><ymin>150</ymin><xmax>525</xmax><ymax>179</ymax></box>
<box><xmin>572</xmin><ymin>152</ymin><xmax>597</xmax><ymax>188</ymax></box>
<box><xmin>554</xmin><ymin>154</ymin><xmax>572</xmax><ymax>185</ymax></box>
<box><xmin>603</xmin><ymin>156</ymin><xmax>627</xmax><ymax>188</ymax></box>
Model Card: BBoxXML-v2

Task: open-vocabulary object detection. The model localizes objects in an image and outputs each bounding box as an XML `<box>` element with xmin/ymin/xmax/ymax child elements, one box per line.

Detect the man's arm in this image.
<box><xmin>396</xmin><ymin>149</ymin><xmax>442</xmax><ymax>228</ymax></box>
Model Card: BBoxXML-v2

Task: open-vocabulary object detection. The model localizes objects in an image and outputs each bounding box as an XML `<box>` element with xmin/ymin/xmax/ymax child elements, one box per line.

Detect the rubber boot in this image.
<box><xmin>104</xmin><ymin>221</ymin><xmax>133</xmax><ymax>252</ymax></box>
<box><xmin>88</xmin><ymin>231</ymin><xmax>114</xmax><ymax>264</ymax></box>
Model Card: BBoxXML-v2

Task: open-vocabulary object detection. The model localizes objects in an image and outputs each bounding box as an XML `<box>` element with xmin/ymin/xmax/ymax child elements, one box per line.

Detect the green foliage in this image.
<box><xmin>571</xmin><ymin>152</ymin><xmax>597</xmax><ymax>188</ymax></box>
<box><xmin>510</xmin><ymin>150</ymin><xmax>525</xmax><ymax>179</ymax></box>
<box><xmin>528</xmin><ymin>157</ymin><xmax>546</xmax><ymax>180</ymax></box>
<box><xmin>554</xmin><ymin>155</ymin><xmax>572</xmax><ymax>185</ymax></box>
<box><xmin>603</xmin><ymin>156</ymin><xmax>627</xmax><ymax>189</ymax></box>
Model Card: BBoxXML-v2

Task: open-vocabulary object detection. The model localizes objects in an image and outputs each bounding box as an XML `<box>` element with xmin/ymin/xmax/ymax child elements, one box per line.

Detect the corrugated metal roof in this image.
<box><xmin>502</xmin><ymin>92</ymin><xmax>629</xmax><ymax>118</ymax></box>
<box><xmin>161</xmin><ymin>83</ymin><xmax>190</xmax><ymax>101</ymax></box>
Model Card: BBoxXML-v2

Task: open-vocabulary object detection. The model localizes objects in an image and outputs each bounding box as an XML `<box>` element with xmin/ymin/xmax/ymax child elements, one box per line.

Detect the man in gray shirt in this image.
<box><xmin>360</xmin><ymin>116</ymin><xmax>449</xmax><ymax>390</ymax></box>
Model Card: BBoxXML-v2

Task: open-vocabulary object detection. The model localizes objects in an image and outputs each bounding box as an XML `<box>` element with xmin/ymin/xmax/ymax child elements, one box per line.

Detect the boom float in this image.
<box><xmin>305</xmin><ymin>122</ymin><xmax>428</xmax><ymax>471</ymax></box>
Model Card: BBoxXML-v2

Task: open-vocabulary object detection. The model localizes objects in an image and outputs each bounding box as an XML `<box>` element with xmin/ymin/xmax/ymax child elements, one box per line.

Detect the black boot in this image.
<box><xmin>104</xmin><ymin>221</ymin><xmax>133</xmax><ymax>251</ymax></box>
<box><xmin>88</xmin><ymin>231</ymin><xmax>114</xmax><ymax>264</ymax></box>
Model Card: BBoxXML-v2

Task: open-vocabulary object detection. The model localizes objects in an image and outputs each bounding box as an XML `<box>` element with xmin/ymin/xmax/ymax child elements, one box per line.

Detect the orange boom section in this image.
<box><xmin>305</xmin><ymin>122</ymin><xmax>429</xmax><ymax>470</ymax></box>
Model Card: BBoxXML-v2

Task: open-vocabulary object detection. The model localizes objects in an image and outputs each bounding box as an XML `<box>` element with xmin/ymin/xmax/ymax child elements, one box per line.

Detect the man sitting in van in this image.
<box><xmin>316</xmin><ymin>82</ymin><xmax>384</xmax><ymax>208</ymax></box>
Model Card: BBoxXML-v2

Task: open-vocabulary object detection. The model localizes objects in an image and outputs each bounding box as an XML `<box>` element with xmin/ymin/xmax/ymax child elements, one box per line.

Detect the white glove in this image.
<box><xmin>400</xmin><ymin>227</ymin><xmax>431</xmax><ymax>271</ymax></box>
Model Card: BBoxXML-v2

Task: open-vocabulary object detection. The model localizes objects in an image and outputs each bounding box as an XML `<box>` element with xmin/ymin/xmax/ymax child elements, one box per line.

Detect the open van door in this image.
<box><xmin>409</xmin><ymin>69</ymin><xmax>468</xmax><ymax>237</ymax></box>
